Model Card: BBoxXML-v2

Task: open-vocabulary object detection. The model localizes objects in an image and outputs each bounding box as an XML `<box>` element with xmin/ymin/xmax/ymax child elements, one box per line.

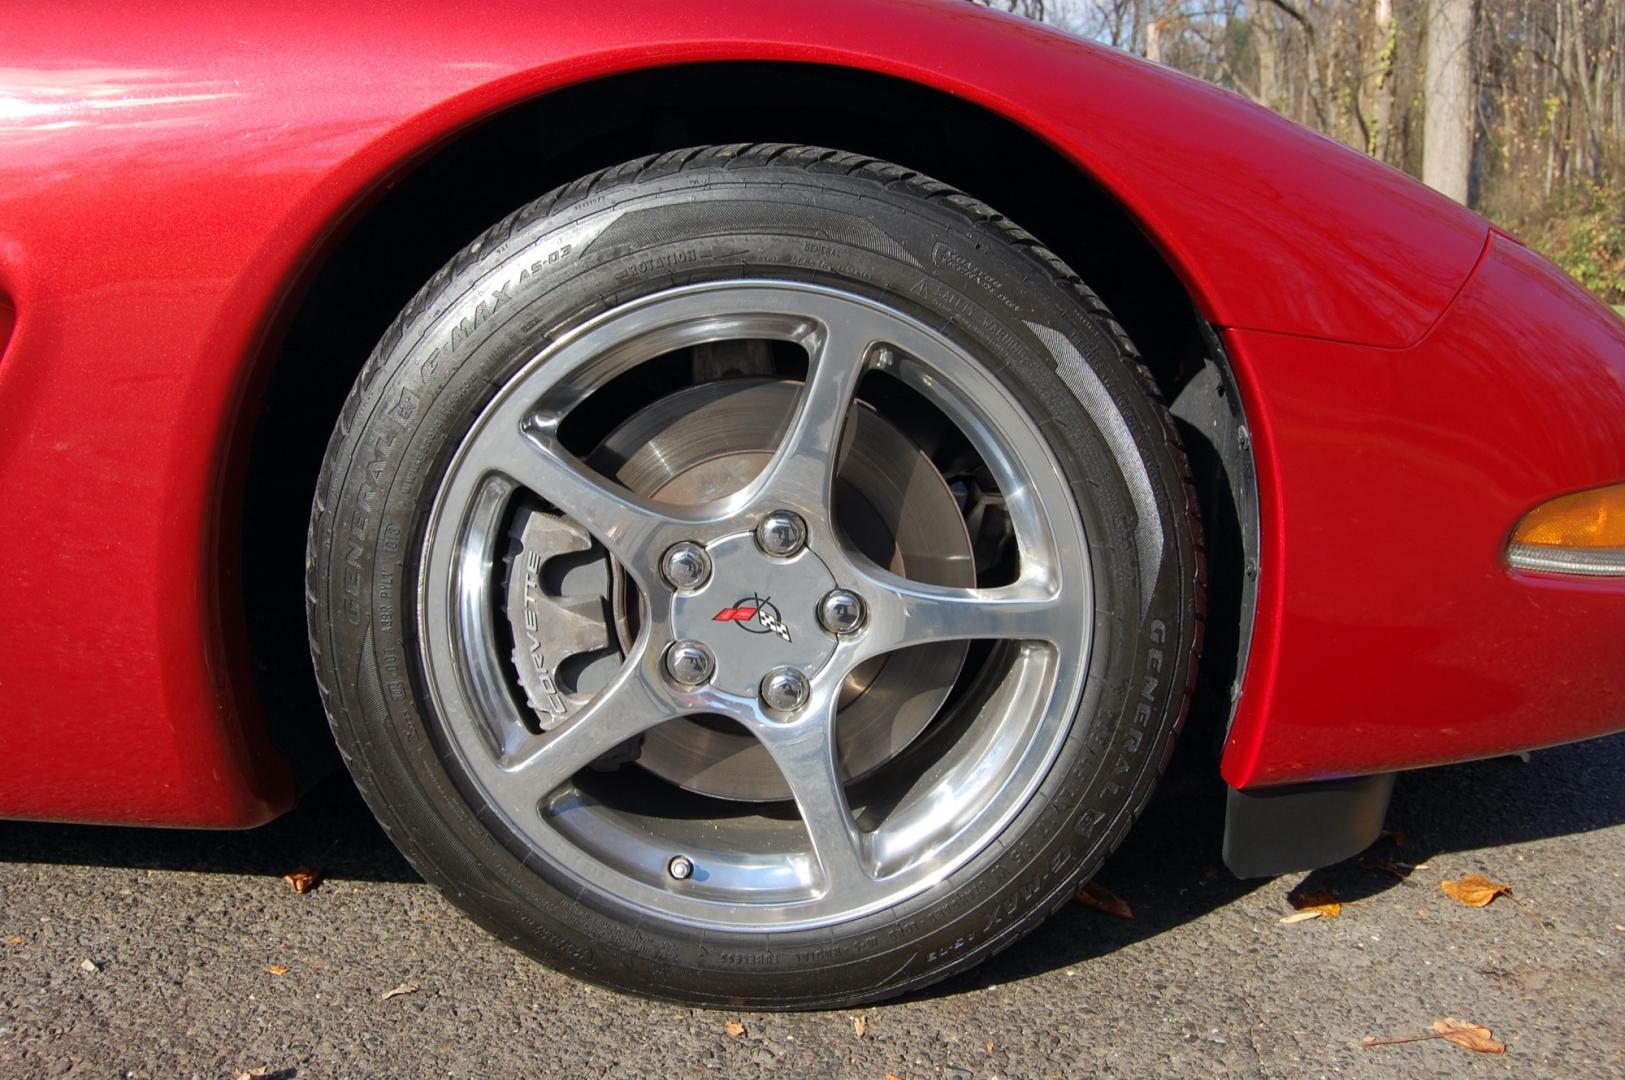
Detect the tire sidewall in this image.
<box><xmin>311</xmin><ymin>156</ymin><xmax>1197</xmax><ymax>1007</ymax></box>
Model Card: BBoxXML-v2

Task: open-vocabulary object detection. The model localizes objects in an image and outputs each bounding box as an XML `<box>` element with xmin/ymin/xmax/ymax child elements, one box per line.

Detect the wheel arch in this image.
<box><xmin>232</xmin><ymin>60</ymin><xmax>1255</xmax><ymax>793</ymax></box>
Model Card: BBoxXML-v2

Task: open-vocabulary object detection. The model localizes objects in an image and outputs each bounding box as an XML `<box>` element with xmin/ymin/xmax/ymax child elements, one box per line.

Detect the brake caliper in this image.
<box><xmin>503</xmin><ymin>508</ymin><xmax>618</xmax><ymax>731</ymax></box>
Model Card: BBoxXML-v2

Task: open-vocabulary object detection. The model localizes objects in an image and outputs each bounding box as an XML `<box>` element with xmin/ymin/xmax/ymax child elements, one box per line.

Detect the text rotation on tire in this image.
<box><xmin>307</xmin><ymin>145</ymin><xmax>1202</xmax><ymax>1009</ymax></box>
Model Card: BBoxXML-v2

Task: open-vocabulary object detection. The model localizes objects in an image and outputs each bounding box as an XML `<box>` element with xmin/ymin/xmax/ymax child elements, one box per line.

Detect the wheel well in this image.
<box><xmin>239</xmin><ymin>61</ymin><xmax>1249</xmax><ymax>782</ymax></box>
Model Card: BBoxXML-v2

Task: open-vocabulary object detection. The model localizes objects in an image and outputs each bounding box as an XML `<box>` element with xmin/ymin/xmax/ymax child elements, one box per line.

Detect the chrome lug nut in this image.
<box><xmin>817</xmin><ymin>588</ymin><xmax>867</xmax><ymax>636</ymax></box>
<box><xmin>759</xmin><ymin>666</ymin><xmax>811</xmax><ymax>712</ymax></box>
<box><xmin>664</xmin><ymin>641</ymin><xmax>715</xmax><ymax>687</ymax></box>
<box><xmin>667</xmin><ymin>855</ymin><xmax>694</xmax><ymax>881</ymax></box>
<box><xmin>660</xmin><ymin>541</ymin><xmax>711</xmax><ymax>591</ymax></box>
<box><xmin>755</xmin><ymin>510</ymin><xmax>807</xmax><ymax>558</ymax></box>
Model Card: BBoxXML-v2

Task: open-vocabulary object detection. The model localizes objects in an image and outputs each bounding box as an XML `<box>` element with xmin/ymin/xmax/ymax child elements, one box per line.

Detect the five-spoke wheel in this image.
<box><xmin>309</xmin><ymin>145</ymin><xmax>1198</xmax><ymax>1007</ymax></box>
<box><xmin>419</xmin><ymin>282</ymin><xmax>1089</xmax><ymax>924</ymax></box>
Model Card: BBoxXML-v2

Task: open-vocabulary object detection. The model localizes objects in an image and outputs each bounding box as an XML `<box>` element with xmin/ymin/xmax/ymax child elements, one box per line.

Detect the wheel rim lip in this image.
<box><xmin>416</xmin><ymin>279</ymin><xmax>1094</xmax><ymax>932</ymax></box>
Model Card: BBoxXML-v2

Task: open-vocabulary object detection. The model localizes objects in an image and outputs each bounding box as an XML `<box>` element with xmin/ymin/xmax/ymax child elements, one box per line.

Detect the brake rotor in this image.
<box><xmin>588</xmin><ymin>377</ymin><xmax>975</xmax><ymax>802</ymax></box>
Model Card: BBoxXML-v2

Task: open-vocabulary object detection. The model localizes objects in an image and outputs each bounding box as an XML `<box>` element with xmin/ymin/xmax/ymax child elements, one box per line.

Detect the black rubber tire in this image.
<box><xmin>307</xmin><ymin>144</ymin><xmax>1203</xmax><ymax>1009</ymax></box>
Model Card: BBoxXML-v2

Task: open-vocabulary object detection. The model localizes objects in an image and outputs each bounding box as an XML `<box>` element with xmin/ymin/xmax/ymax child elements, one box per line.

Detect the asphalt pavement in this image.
<box><xmin>3</xmin><ymin>732</ymin><xmax>1621</xmax><ymax>1079</ymax></box>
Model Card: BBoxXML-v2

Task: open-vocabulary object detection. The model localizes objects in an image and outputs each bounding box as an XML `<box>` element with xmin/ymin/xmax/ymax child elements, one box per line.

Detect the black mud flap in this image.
<box><xmin>1222</xmin><ymin>772</ymin><xmax>1395</xmax><ymax>878</ymax></box>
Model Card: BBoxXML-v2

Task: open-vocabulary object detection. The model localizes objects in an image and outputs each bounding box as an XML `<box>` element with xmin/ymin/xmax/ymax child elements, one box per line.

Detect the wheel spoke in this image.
<box><xmin>848</xmin><ymin>563</ymin><xmax>1071</xmax><ymax>662</ymax></box>
<box><xmin>501</xmin><ymin>647</ymin><xmax>681</xmax><ymax>796</ymax></box>
<box><xmin>751</xmin><ymin>317</ymin><xmax>881</xmax><ymax>513</ymax></box>
<box><xmin>754</xmin><ymin>697</ymin><xmax>873</xmax><ymax>896</ymax></box>
<box><xmin>477</xmin><ymin>425</ymin><xmax>678</xmax><ymax>572</ymax></box>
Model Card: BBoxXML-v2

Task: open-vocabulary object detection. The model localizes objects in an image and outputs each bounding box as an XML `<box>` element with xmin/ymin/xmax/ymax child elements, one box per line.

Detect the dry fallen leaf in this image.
<box><xmin>1076</xmin><ymin>881</ymin><xmax>1133</xmax><ymax>919</ymax></box>
<box><xmin>380</xmin><ymin>981</ymin><xmax>419</xmax><ymax>1000</ymax></box>
<box><xmin>1362</xmin><ymin>1017</ymin><xmax>1506</xmax><ymax>1054</ymax></box>
<box><xmin>1285</xmin><ymin>890</ymin><xmax>1342</xmax><ymax>919</ymax></box>
<box><xmin>4</xmin><ymin>936</ymin><xmax>21</xmax><ymax>946</ymax></box>
<box><xmin>852</xmin><ymin>1015</ymin><xmax>868</xmax><ymax>1038</ymax></box>
<box><xmin>1440</xmin><ymin>873</ymin><xmax>1512</xmax><ymax>908</ymax></box>
<box><xmin>282</xmin><ymin>867</ymin><xmax>322</xmax><ymax>894</ymax></box>
<box><xmin>266</xmin><ymin>964</ymin><xmax>289</xmax><ymax>977</ymax></box>
<box><xmin>1433</xmin><ymin>1017</ymin><xmax>1507</xmax><ymax>1053</ymax></box>
<box><xmin>887</xmin><ymin>1074</ymin><xmax>905</xmax><ymax>1080</ymax></box>
<box><xmin>723</xmin><ymin>1020</ymin><xmax>746</xmax><ymax>1038</ymax></box>
<box><xmin>1278</xmin><ymin>911</ymin><xmax>1325</xmax><ymax>924</ymax></box>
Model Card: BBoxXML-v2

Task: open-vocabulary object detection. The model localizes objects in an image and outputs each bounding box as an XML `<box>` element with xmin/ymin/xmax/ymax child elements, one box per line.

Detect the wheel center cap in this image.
<box><xmin>669</xmin><ymin>533</ymin><xmax>837</xmax><ymax>697</ymax></box>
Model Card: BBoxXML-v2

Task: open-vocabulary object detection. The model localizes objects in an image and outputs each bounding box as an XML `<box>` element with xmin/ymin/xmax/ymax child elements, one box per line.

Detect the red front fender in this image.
<box><xmin>0</xmin><ymin>0</ymin><xmax>1503</xmax><ymax>824</ymax></box>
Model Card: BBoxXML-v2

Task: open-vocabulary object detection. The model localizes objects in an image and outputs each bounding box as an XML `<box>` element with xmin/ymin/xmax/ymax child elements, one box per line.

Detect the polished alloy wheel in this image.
<box><xmin>310</xmin><ymin>144</ymin><xmax>1198</xmax><ymax>1006</ymax></box>
<box><xmin>419</xmin><ymin>281</ymin><xmax>1091</xmax><ymax>928</ymax></box>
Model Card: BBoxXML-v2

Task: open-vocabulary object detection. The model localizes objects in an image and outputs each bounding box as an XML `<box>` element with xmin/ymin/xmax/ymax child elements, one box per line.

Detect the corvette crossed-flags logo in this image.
<box><xmin>712</xmin><ymin>596</ymin><xmax>792</xmax><ymax>643</ymax></box>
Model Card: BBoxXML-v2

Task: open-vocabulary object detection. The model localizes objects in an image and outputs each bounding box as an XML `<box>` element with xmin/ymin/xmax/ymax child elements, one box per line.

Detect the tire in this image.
<box><xmin>307</xmin><ymin>144</ymin><xmax>1202</xmax><ymax>1009</ymax></box>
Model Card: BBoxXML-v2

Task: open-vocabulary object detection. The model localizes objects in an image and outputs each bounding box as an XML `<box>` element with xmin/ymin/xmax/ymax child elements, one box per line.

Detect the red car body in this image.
<box><xmin>1</xmin><ymin>0</ymin><xmax>1621</xmax><ymax>830</ymax></box>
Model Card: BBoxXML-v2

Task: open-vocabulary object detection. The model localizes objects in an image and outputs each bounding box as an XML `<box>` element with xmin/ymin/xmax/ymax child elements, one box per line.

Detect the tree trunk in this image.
<box><xmin>1370</xmin><ymin>0</ymin><xmax>1396</xmax><ymax>160</ymax></box>
<box><xmin>1424</xmin><ymin>0</ymin><xmax>1475</xmax><ymax>204</ymax></box>
<box><xmin>1254</xmin><ymin>6</ymin><xmax>1280</xmax><ymax>113</ymax></box>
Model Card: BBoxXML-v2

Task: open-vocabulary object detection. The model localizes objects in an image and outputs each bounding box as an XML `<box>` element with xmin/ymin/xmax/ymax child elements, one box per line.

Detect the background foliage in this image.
<box><xmin>975</xmin><ymin>0</ymin><xmax>1625</xmax><ymax>303</ymax></box>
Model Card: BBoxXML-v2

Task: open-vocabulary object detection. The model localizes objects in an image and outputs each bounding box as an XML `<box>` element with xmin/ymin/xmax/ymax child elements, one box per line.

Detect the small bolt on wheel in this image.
<box><xmin>660</xmin><ymin>542</ymin><xmax>711</xmax><ymax>591</ymax></box>
<box><xmin>817</xmin><ymin>589</ymin><xmax>866</xmax><ymax>636</ymax></box>
<box><xmin>663</xmin><ymin>641</ymin><xmax>716</xmax><ymax>687</ymax></box>
<box><xmin>754</xmin><ymin>510</ymin><xmax>808</xmax><ymax>558</ymax></box>
<box><xmin>759</xmin><ymin>666</ymin><xmax>812</xmax><ymax>712</ymax></box>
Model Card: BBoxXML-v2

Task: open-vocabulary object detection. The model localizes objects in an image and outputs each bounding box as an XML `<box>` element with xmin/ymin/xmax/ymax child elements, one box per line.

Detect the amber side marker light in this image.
<box><xmin>1507</xmin><ymin>483</ymin><xmax>1625</xmax><ymax>577</ymax></box>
